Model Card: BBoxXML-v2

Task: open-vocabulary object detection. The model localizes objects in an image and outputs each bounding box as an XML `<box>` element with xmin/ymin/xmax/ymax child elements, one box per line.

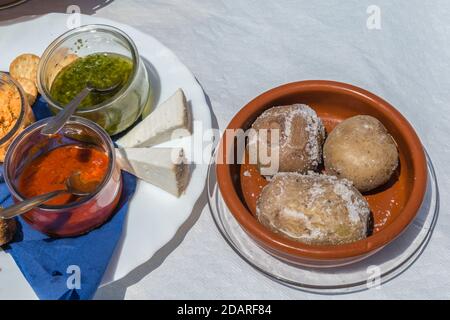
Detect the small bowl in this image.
<box><xmin>4</xmin><ymin>116</ymin><xmax>122</xmax><ymax>237</ymax></box>
<box><xmin>216</xmin><ymin>80</ymin><xmax>427</xmax><ymax>267</ymax></box>
<box><xmin>37</xmin><ymin>24</ymin><xmax>153</xmax><ymax>136</ymax></box>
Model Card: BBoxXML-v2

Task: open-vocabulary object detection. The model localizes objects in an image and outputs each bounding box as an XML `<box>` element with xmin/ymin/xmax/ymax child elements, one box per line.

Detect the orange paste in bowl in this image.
<box><xmin>18</xmin><ymin>144</ymin><xmax>109</xmax><ymax>206</ymax></box>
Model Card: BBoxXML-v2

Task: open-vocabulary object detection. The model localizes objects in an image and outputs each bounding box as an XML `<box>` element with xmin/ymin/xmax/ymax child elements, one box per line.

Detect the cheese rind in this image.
<box><xmin>117</xmin><ymin>89</ymin><xmax>192</xmax><ymax>148</ymax></box>
<box><xmin>116</xmin><ymin>147</ymin><xmax>190</xmax><ymax>197</ymax></box>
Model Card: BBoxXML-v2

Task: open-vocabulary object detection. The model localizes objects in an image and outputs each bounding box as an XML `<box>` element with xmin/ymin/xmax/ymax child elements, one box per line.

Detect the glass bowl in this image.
<box><xmin>216</xmin><ymin>80</ymin><xmax>428</xmax><ymax>267</ymax></box>
<box><xmin>37</xmin><ymin>24</ymin><xmax>153</xmax><ymax>136</ymax></box>
<box><xmin>0</xmin><ymin>72</ymin><xmax>35</xmax><ymax>162</ymax></box>
<box><xmin>3</xmin><ymin>116</ymin><xmax>122</xmax><ymax>237</ymax></box>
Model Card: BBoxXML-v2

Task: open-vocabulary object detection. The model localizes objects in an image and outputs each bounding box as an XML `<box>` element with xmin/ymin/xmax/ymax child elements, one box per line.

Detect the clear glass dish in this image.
<box><xmin>37</xmin><ymin>24</ymin><xmax>153</xmax><ymax>136</ymax></box>
<box><xmin>4</xmin><ymin>116</ymin><xmax>122</xmax><ymax>237</ymax></box>
<box><xmin>207</xmin><ymin>148</ymin><xmax>439</xmax><ymax>294</ymax></box>
<box><xmin>0</xmin><ymin>72</ymin><xmax>35</xmax><ymax>162</ymax></box>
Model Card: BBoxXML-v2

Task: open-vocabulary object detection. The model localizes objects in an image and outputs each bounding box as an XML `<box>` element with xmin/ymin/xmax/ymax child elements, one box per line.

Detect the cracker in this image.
<box><xmin>9</xmin><ymin>53</ymin><xmax>40</xmax><ymax>85</ymax></box>
<box><xmin>15</xmin><ymin>77</ymin><xmax>37</xmax><ymax>106</ymax></box>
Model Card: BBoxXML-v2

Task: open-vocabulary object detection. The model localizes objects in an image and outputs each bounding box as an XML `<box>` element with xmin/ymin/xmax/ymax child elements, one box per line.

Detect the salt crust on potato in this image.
<box><xmin>15</xmin><ymin>77</ymin><xmax>37</xmax><ymax>106</ymax></box>
<box><xmin>256</xmin><ymin>172</ymin><xmax>370</xmax><ymax>245</ymax></box>
<box><xmin>250</xmin><ymin>104</ymin><xmax>325</xmax><ymax>175</ymax></box>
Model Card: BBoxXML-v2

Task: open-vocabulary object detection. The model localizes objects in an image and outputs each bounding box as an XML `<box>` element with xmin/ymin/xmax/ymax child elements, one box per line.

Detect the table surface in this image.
<box><xmin>1</xmin><ymin>0</ymin><xmax>449</xmax><ymax>300</ymax></box>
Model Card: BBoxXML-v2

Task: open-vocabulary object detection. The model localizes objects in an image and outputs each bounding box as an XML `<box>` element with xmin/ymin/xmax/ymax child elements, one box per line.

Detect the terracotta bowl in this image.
<box><xmin>216</xmin><ymin>80</ymin><xmax>427</xmax><ymax>267</ymax></box>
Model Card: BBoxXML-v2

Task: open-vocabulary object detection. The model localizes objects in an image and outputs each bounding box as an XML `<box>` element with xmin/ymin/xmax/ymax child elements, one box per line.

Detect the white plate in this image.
<box><xmin>0</xmin><ymin>13</ymin><xmax>212</xmax><ymax>298</ymax></box>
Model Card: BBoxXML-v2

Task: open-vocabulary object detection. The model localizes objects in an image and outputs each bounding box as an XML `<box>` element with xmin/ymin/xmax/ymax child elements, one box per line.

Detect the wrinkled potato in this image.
<box><xmin>249</xmin><ymin>104</ymin><xmax>325</xmax><ymax>175</ymax></box>
<box><xmin>15</xmin><ymin>77</ymin><xmax>37</xmax><ymax>106</ymax></box>
<box><xmin>256</xmin><ymin>173</ymin><xmax>370</xmax><ymax>245</ymax></box>
<box><xmin>323</xmin><ymin>115</ymin><xmax>399</xmax><ymax>192</ymax></box>
<box><xmin>47</xmin><ymin>53</ymin><xmax>79</xmax><ymax>87</ymax></box>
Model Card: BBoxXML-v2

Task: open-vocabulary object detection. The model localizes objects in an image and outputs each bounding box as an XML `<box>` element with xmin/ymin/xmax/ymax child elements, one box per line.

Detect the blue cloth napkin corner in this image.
<box><xmin>0</xmin><ymin>95</ymin><xmax>137</xmax><ymax>300</ymax></box>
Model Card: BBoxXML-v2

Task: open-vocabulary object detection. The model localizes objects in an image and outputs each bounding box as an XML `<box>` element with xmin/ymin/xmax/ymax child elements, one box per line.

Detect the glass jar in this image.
<box><xmin>4</xmin><ymin>116</ymin><xmax>122</xmax><ymax>237</ymax></box>
<box><xmin>0</xmin><ymin>72</ymin><xmax>35</xmax><ymax>162</ymax></box>
<box><xmin>37</xmin><ymin>24</ymin><xmax>153</xmax><ymax>136</ymax></box>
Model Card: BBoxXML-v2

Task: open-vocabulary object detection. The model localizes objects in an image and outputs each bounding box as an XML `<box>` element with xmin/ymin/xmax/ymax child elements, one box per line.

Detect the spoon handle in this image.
<box><xmin>0</xmin><ymin>190</ymin><xmax>65</xmax><ymax>220</ymax></box>
<box><xmin>41</xmin><ymin>86</ymin><xmax>91</xmax><ymax>136</ymax></box>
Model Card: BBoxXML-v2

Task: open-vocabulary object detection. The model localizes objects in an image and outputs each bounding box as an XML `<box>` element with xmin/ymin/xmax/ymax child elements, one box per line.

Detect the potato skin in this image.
<box><xmin>256</xmin><ymin>173</ymin><xmax>370</xmax><ymax>245</ymax></box>
<box><xmin>323</xmin><ymin>115</ymin><xmax>399</xmax><ymax>192</ymax></box>
<box><xmin>250</xmin><ymin>104</ymin><xmax>325</xmax><ymax>175</ymax></box>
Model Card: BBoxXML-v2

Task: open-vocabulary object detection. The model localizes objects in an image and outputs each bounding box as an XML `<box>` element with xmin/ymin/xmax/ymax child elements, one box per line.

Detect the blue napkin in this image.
<box><xmin>0</xmin><ymin>96</ymin><xmax>137</xmax><ymax>300</ymax></box>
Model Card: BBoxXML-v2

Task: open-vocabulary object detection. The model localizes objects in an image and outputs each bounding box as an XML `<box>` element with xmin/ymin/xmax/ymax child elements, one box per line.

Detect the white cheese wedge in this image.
<box><xmin>117</xmin><ymin>89</ymin><xmax>192</xmax><ymax>148</ymax></box>
<box><xmin>116</xmin><ymin>147</ymin><xmax>190</xmax><ymax>197</ymax></box>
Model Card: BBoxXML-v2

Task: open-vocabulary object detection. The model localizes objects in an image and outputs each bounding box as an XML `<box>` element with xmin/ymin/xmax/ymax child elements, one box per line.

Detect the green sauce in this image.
<box><xmin>50</xmin><ymin>53</ymin><xmax>133</xmax><ymax>109</ymax></box>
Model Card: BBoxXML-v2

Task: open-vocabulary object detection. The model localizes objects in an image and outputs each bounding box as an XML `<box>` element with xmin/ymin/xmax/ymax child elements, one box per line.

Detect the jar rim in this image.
<box><xmin>0</xmin><ymin>72</ymin><xmax>28</xmax><ymax>145</ymax></box>
<box><xmin>37</xmin><ymin>24</ymin><xmax>140</xmax><ymax>114</ymax></box>
<box><xmin>3</xmin><ymin>116</ymin><xmax>117</xmax><ymax>211</ymax></box>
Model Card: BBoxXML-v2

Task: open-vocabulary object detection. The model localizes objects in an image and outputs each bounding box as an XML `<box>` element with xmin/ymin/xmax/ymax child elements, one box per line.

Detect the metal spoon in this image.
<box><xmin>0</xmin><ymin>172</ymin><xmax>99</xmax><ymax>220</ymax></box>
<box><xmin>41</xmin><ymin>81</ymin><xmax>121</xmax><ymax>136</ymax></box>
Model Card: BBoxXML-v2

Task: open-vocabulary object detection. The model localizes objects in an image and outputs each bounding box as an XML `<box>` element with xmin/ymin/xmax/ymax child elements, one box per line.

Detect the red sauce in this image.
<box><xmin>18</xmin><ymin>144</ymin><xmax>109</xmax><ymax>206</ymax></box>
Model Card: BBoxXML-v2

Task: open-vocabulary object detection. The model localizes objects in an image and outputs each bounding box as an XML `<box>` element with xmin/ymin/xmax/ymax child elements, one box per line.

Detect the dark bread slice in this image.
<box><xmin>0</xmin><ymin>218</ymin><xmax>17</xmax><ymax>246</ymax></box>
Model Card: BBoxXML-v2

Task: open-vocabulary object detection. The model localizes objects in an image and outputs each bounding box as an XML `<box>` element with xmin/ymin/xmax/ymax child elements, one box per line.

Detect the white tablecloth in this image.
<box><xmin>1</xmin><ymin>0</ymin><xmax>449</xmax><ymax>299</ymax></box>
